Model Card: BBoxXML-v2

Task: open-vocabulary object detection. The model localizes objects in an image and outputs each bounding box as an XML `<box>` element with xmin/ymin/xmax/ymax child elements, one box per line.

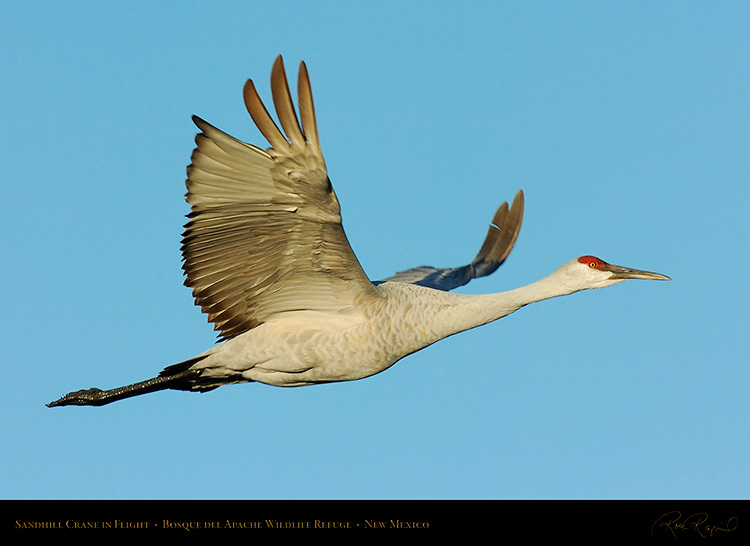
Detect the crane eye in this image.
<box><xmin>577</xmin><ymin>256</ymin><xmax>606</xmax><ymax>270</ymax></box>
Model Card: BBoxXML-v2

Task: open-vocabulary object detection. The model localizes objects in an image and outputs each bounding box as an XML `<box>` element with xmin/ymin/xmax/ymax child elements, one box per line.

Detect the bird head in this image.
<box><xmin>565</xmin><ymin>255</ymin><xmax>671</xmax><ymax>290</ymax></box>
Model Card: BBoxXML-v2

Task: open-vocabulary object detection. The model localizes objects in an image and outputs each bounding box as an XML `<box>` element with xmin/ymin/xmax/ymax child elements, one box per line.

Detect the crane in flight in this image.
<box><xmin>48</xmin><ymin>56</ymin><xmax>669</xmax><ymax>407</ymax></box>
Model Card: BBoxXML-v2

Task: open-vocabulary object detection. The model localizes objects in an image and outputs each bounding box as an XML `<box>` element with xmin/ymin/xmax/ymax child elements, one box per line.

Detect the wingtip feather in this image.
<box><xmin>474</xmin><ymin>189</ymin><xmax>524</xmax><ymax>267</ymax></box>
<box><xmin>297</xmin><ymin>60</ymin><xmax>321</xmax><ymax>153</ymax></box>
<box><xmin>271</xmin><ymin>56</ymin><xmax>306</xmax><ymax>148</ymax></box>
<box><xmin>243</xmin><ymin>78</ymin><xmax>289</xmax><ymax>150</ymax></box>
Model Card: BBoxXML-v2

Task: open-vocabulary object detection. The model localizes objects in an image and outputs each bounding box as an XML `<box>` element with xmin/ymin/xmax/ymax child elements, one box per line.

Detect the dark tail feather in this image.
<box><xmin>47</xmin><ymin>356</ymin><xmax>210</xmax><ymax>407</ymax></box>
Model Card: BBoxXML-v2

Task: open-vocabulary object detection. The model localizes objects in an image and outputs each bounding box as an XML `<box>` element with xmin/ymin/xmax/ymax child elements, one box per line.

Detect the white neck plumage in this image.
<box><xmin>420</xmin><ymin>259</ymin><xmax>623</xmax><ymax>341</ymax></box>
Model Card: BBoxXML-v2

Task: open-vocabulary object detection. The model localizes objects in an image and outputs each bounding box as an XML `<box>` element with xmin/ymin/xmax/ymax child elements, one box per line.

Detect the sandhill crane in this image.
<box><xmin>47</xmin><ymin>56</ymin><xmax>669</xmax><ymax>407</ymax></box>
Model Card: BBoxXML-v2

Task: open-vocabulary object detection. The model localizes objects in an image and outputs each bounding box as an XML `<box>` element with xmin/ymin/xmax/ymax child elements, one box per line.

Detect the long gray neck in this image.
<box><xmin>428</xmin><ymin>267</ymin><xmax>585</xmax><ymax>339</ymax></box>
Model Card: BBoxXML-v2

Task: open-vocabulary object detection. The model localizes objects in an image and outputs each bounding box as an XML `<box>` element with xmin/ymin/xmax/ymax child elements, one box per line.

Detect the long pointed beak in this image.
<box><xmin>606</xmin><ymin>264</ymin><xmax>671</xmax><ymax>281</ymax></box>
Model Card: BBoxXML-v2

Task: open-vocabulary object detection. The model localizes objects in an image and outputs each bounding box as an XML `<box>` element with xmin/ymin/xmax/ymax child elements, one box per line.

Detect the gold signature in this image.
<box><xmin>651</xmin><ymin>511</ymin><xmax>738</xmax><ymax>539</ymax></box>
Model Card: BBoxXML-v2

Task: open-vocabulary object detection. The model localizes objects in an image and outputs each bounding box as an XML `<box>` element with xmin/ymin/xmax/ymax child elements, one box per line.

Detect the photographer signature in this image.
<box><xmin>651</xmin><ymin>511</ymin><xmax>738</xmax><ymax>539</ymax></box>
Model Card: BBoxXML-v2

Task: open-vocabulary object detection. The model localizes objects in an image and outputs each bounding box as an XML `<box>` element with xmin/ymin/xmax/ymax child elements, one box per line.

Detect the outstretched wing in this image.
<box><xmin>377</xmin><ymin>190</ymin><xmax>524</xmax><ymax>291</ymax></box>
<box><xmin>182</xmin><ymin>56</ymin><xmax>378</xmax><ymax>340</ymax></box>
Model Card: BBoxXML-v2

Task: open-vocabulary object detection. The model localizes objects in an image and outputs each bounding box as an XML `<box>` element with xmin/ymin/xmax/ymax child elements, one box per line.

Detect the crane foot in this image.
<box><xmin>47</xmin><ymin>388</ymin><xmax>108</xmax><ymax>407</ymax></box>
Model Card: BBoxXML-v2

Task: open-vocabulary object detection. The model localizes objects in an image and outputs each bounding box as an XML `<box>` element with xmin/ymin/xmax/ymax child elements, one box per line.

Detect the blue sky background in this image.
<box><xmin>2</xmin><ymin>2</ymin><xmax>748</xmax><ymax>499</ymax></box>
